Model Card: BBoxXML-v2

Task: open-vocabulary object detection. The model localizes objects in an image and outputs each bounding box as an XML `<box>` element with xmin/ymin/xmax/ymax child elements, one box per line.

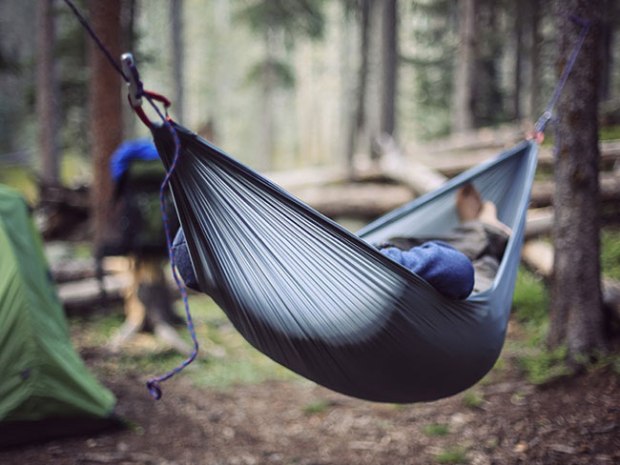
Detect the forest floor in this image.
<box><xmin>1</xmin><ymin>302</ymin><xmax>619</xmax><ymax>465</ymax></box>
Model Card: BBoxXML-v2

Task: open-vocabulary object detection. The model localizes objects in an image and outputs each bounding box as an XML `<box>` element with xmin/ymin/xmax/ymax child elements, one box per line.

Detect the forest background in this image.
<box><xmin>3</xmin><ymin>0</ymin><xmax>618</xmax><ymax>181</ymax></box>
<box><xmin>1</xmin><ymin>1</ymin><xmax>620</xmax><ymax>464</ymax></box>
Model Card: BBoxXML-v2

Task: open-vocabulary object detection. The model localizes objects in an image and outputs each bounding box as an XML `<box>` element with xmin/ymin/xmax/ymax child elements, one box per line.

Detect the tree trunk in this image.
<box><xmin>170</xmin><ymin>0</ymin><xmax>185</xmax><ymax>123</ymax></box>
<box><xmin>346</xmin><ymin>0</ymin><xmax>372</xmax><ymax>176</ymax></box>
<box><xmin>380</xmin><ymin>0</ymin><xmax>398</xmax><ymax>138</ymax></box>
<box><xmin>513</xmin><ymin>0</ymin><xmax>524</xmax><ymax>120</ymax></box>
<box><xmin>121</xmin><ymin>0</ymin><xmax>138</xmax><ymax>138</ymax></box>
<box><xmin>549</xmin><ymin>0</ymin><xmax>606</xmax><ymax>358</ymax></box>
<box><xmin>88</xmin><ymin>0</ymin><xmax>123</xmax><ymax>249</ymax></box>
<box><xmin>258</xmin><ymin>28</ymin><xmax>276</xmax><ymax>172</ymax></box>
<box><xmin>37</xmin><ymin>0</ymin><xmax>60</xmax><ymax>187</ymax></box>
<box><xmin>528</xmin><ymin>0</ymin><xmax>542</xmax><ymax>119</ymax></box>
<box><xmin>599</xmin><ymin>0</ymin><xmax>615</xmax><ymax>102</ymax></box>
<box><xmin>452</xmin><ymin>0</ymin><xmax>476</xmax><ymax>133</ymax></box>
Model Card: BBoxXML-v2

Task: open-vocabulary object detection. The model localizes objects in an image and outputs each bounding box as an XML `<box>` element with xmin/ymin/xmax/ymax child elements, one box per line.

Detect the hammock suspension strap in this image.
<box><xmin>533</xmin><ymin>15</ymin><xmax>590</xmax><ymax>136</ymax></box>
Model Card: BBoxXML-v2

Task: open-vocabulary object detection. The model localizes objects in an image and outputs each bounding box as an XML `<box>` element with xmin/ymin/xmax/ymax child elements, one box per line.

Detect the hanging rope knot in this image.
<box><xmin>146</xmin><ymin>380</ymin><xmax>163</xmax><ymax>400</ymax></box>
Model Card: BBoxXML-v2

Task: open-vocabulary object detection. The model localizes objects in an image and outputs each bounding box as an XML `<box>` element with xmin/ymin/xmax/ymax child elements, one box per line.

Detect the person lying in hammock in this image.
<box><xmin>377</xmin><ymin>183</ymin><xmax>512</xmax><ymax>299</ymax></box>
<box><xmin>171</xmin><ymin>184</ymin><xmax>510</xmax><ymax>301</ymax></box>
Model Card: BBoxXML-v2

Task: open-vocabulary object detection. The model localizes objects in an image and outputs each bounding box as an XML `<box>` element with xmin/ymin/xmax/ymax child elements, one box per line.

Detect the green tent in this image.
<box><xmin>0</xmin><ymin>184</ymin><xmax>118</xmax><ymax>447</ymax></box>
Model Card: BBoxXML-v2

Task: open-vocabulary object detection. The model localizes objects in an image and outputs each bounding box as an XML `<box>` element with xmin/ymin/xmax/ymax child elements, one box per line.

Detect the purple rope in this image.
<box><xmin>146</xmin><ymin>121</ymin><xmax>200</xmax><ymax>400</ymax></box>
<box><xmin>62</xmin><ymin>0</ymin><xmax>200</xmax><ymax>400</ymax></box>
<box><xmin>534</xmin><ymin>15</ymin><xmax>590</xmax><ymax>134</ymax></box>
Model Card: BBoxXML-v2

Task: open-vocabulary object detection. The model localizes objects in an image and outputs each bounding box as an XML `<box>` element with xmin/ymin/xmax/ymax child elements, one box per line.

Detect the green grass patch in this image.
<box><xmin>602</xmin><ymin>229</ymin><xmax>620</xmax><ymax>281</ymax></box>
<box><xmin>512</xmin><ymin>267</ymin><xmax>548</xmax><ymax>325</ymax></box>
<box><xmin>461</xmin><ymin>389</ymin><xmax>484</xmax><ymax>409</ymax></box>
<box><xmin>599</xmin><ymin>125</ymin><xmax>620</xmax><ymax>141</ymax></box>
<box><xmin>422</xmin><ymin>423</ymin><xmax>450</xmax><ymax>437</ymax></box>
<box><xmin>71</xmin><ymin>294</ymin><xmax>295</xmax><ymax>390</ymax></box>
<box><xmin>302</xmin><ymin>399</ymin><xmax>331</xmax><ymax>415</ymax></box>
<box><xmin>176</xmin><ymin>295</ymin><xmax>295</xmax><ymax>389</ymax></box>
<box><xmin>435</xmin><ymin>446</ymin><xmax>469</xmax><ymax>464</ymax></box>
<box><xmin>518</xmin><ymin>345</ymin><xmax>572</xmax><ymax>385</ymax></box>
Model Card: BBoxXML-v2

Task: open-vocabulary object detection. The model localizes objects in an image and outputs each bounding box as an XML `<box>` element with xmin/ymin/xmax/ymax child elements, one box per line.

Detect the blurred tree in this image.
<box><xmin>120</xmin><ymin>0</ymin><xmax>138</xmax><ymax>138</ymax></box>
<box><xmin>549</xmin><ymin>1</ymin><xmax>606</xmax><ymax>360</ymax></box>
<box><xmin>406</xmin><ymin>0</ymin><xmax>457</xmax><ymax>139</ymax></box>
<box><xmin>599</xmin><ymin>0</ymin><xmax>617</xmax><ymax>102</ymax></box>
<box><xmin>37</xmin><ymin>0</ymin><xmax>60</xmax><ymax>187</ymax></box>
<box><xmin>170</xmin><ymin>0</ymin><xmax>185</xmax><ymax>123</ymax></box>
<box><xmin>512</xmin><ymin>0</ymin><xmax>525</xmax><ymax>120</ymax></box>
<box><xmin>472</xmin><ymin>0</ymin><xmax>506</xmax><ymax>127</ymax></box>
<box><xmin>237</xmin><ymin>0</ymin><xmax>325</xmax><ymax>170</ymax></box>
<box><xmin>88</xmin><ymin>0</ymin><xmax>123</xmax><ymax>248</ymax></box>
<box><xmin>0</xmin><ymin>0</ymin><xmax>34</xmax><ymax>158</ymax></box>
<box><xmin>345</xmin><ymin>0</ymin><xmax>373</xmax><ymax>171</ymax></box>
<box><xmin>452</xmin><ymin>0</ymin><xmax>476</xmax><ymax>133</ymax></box>
<box><xmin>380</xmin><ymin>0</ymin><xmax>398</xmax><ymax>138</ymax></box>
<box><xmin>527</xmin><ymin>0</ymin><xmax>544</xmax><ymax>119</ymax></box>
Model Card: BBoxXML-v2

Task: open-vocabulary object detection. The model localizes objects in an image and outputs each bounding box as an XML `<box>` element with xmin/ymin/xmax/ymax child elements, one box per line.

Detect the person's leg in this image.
<box><xmin>457</xmin><ymin>183</ymin><xmax>511</xmax><ymax>235</ymax></box>
<box><xmin>455</xmin><ymin>184</ymin><xmax>511</xmax><ymax>292</ymax></box>
<box><xmin>381</xmin><ymin>183</ymin><xmax>511</xmax><ymax>294</ymax></box>
<box><xmin>456</xmin><ymin>183</ymin><xmax>483</xmax><ymax>222</ymax></box>
<box><xmin>478</xmin><ymin>201</ymin><xmax>512</xmax><ymax>236</ymax></box>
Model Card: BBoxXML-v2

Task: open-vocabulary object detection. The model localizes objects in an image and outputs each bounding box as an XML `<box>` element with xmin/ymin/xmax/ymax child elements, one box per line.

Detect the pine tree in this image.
<box><xmin>88</xmin><ymin>0</ymin><xmax>123</xmax><ymax>248</ymax></box>
<box><xmin>549</xmin><ymin>0</ymin><xmax>606</xmax><ymax>360</ymax></box>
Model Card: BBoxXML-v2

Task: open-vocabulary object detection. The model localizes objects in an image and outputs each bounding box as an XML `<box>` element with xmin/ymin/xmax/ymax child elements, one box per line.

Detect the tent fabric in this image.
<box><xmin>0</xmin><ymin>184</ymin><xmax>117</xmax><ymax>446</ymax></box>
<box><xmin>152</xmin><ymin>122</ymin><xmax>538</xmax><ymax>403</ymax></box>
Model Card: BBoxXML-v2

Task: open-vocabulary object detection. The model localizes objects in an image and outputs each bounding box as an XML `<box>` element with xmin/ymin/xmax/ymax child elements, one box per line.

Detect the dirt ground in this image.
<box><xmin>2</xmin><ymin>336</ymin><xmax>619</xmax><ymax>465</ymax></box>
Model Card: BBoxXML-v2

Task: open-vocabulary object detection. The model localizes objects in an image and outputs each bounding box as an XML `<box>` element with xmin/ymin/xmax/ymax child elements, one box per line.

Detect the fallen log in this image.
<box><xmin>416</xmin><ymin>139</ymin><xmax>620</xmax><ymax>178</ymax></box>
<box><xmin>266</xmin><ymin>166</ymin><xmax>350</xmax><ymax>192</ymax></box>
<box><xmin>50</xmin><ymin>256</ymin><xmax>130</xmax><ymax>284</ymax></box>
<box><xmin>530</xmin><ymin>173</ymin><xmax>620</xmax><ymax>208</ymax></box>
<box><xmin>525</xmin><ymin>207</ymin><xmax>554</xmax><ymax>239</ymax></box>
<box><xmin>374</xmin><ymin>134</ymin><xmax>448</xmax><ymax>195</ymax></box>
<box><xmin>296</xmin><ymin>182</ymin><xmax>413</xmax><ymax>220</ymax></box>
<box><xmin>411</xmin><ymin>124</ymin><xmax>522</xmax><ymax>156</ymax></box>
<box><xmin>521</xmin><ymin>239</ymin><xmax>620</xmax><ymax>320</ymax></box>
<box><xmin>57</xmin><ymin>273</ymin><xmax>130</xmax><ymax>311</ymax></box>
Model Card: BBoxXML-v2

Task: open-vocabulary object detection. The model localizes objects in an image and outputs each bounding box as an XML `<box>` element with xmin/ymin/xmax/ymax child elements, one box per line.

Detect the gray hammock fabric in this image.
<box><xmin>152</xmin><ymin>122</ymin><xmax>538</xmax><ymax>403</ymax></box>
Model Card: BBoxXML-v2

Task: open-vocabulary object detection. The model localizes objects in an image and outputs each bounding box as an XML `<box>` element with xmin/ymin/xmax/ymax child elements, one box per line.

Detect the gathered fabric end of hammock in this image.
<box><xmin>150</xmin><ymin>121</ymin><xmax>539</xmax><ymax>403</ymax></box>
<box><xmin>144</xmin><ymin>120</ymin><xmax>200</xmax><ymax>401</ymax></box>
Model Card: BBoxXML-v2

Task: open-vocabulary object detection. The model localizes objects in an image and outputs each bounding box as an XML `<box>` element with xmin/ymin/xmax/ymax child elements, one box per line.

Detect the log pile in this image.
<box><xmin>48</xmin><ymin>129</ymin><xmax>620</xmax><ymax>324</ymax></box>
<box><xmin>522</xmin><ymin>240</ymin><xmax>620</xmax><ymax>321</ymax></box>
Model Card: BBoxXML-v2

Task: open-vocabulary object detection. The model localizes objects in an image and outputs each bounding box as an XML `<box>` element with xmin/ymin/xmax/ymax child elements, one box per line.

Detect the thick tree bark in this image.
<box><xmin>380</xmin><ymin>0</ymin><xmax>398</xmax><ymax>137</ymax></box>
<box><xmin>88</xmin><ymin>0</ymin><xmax>124</xmax><ymax>249</ymax></box>
<box><xmin>37</xmin><ymin>0</ymin><xmax>60</xmax><ymax>187</ymax></box>
<box><xmin>549</xmin><ymin>1</ymin><xmax>606</xmax><ymax>357</ymax></box>
<box><xmin>452</xmin><ymin>0</ymin><xmax>476</xmax><ymax>133</ymax></box>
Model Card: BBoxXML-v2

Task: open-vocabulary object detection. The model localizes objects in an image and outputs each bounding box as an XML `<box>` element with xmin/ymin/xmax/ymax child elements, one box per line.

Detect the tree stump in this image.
<box><xmin>108</xmin><ymin>256</ymin><xmax>190</xmax><ymax>354</ymax></box>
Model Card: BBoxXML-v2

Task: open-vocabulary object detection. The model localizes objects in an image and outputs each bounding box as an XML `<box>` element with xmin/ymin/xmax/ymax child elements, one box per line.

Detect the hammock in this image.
<box><xmin>152</xmin><ymin>122</ymin><xmax>539</xmax><ymax>403</ymax></box>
